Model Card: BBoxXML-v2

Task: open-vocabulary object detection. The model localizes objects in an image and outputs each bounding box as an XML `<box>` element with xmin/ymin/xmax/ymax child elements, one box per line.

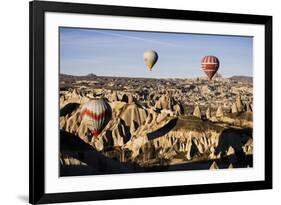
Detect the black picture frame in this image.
<box><xmin>29</xmin><ymin>0</ymin><xmax>272</xmax><ymax>204</ymax></box>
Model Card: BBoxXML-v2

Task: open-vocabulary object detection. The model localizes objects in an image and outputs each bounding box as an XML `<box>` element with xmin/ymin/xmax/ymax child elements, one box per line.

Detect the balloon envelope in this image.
<box><xmin>201</xmin><ymin>56</ymin><xmax>220</xmax><ymax>80</ymax></box>
<box><xmin>80</xmin><ymin>99</ymin><xmax>112</xmax><ymax>137</ymax></box>
<box><xmin>144</xmin><ymin>50</ymin><xmax>158</xmax><ymax>71</ymax></box>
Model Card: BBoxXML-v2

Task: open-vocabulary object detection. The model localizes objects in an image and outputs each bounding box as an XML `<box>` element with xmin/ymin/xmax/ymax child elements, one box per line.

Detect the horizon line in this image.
<box><xmin>60</xmin><ymin>72</ymin><xmax>253</xmax><ymax>79</ymax></box>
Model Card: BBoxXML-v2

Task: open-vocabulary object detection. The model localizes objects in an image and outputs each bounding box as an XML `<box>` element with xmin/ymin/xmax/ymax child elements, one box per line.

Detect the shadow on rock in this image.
<box><xmin>147</xmin><ymin>118</ymin><xmax>178</xmax><ymax>140</ymax></box>
<box><xmin>60</xmin><ymin>130</ymin><xmax>142</xmax><ymax>176</ymax></box>
<box><xmin>143</xmin><ymin>154</ymin><xmax>253</xmax><ymax>173</ymax></box>
<box><xmin>60</xmin><ymin>103</ymin><xmax>80</xmax><ymax>116</ymax></box>
<box><xmin>215</xmin><ymin>127</ymin><xmax>252</xmax><ymax>166</ymax></box>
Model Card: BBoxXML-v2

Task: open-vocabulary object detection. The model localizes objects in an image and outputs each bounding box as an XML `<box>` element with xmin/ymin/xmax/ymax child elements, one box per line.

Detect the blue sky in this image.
<box><xmin>60</xmin><ymin>27</ymin><xmax>253</xmax><ymax>78</ymax></box>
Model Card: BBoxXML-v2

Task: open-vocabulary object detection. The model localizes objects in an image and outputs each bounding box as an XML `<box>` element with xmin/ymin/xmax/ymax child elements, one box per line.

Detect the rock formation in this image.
<box><xmin>228</xmin><ymin>163</ymin><xmax>234</xmax><ymax>169</ymax></box>
<box><xmin>231</xmin><ymin>102</ymin><xmax>238</xmax><ymax>113</ymax></box>
<box><xmin>206</xmin><ymin>107</ymin><xmax>211</xmax><ymax>119</ymax></box>
<box><xmin>59</xmin><ymin>74</ymin><xmax>253</xmax><ymax>174</ymax></box>
<box><xmin>193</xmin><ymin>105</ymin><xmax>202</xmax><ymax>118</ymax></box>
<box><xmin>216</xmin><ymin>105</ymin><xmax>224</xmax><ymax>118</ymax></box>
<box><xmin>236</xmin><ymin>95</ymin><xmax>244</xmax><ymax>112</ymax></box>
<box><xmin>111</xmin><ymin>90</ymin><xmax>119</xmax><ymax>102</ymax></box>
<box><xmin>245</xmin><ymin>102</ymin><xmax>252</xmax><ymax>112</ymax></box>
<box><xmin>210</xmin><ymin>161</ymin><xmax>219</xmax><ymax>170</ymax></box>
<box><xmin>128</xmin><ymin>93</ymin><xmax>134</xmax><ymax>104</ymax></box>
<box><xmin>226</xmin><ymin>146</ymin><xmax>235</xmax><ymax>156</ymax></box>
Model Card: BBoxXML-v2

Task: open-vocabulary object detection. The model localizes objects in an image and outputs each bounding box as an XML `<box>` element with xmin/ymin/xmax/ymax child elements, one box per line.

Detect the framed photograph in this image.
<box><xmin>29</xmin><ymin>0</ymin><xmax>272</xmax><ymax>204</ymax></box>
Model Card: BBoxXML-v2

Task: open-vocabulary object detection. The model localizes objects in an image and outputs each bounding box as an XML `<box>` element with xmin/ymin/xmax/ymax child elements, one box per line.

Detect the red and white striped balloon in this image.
<box><xmin>201</xmin><ymin>55</ymin><xmax>220</xmax><ymax>80</ymax></box>
<box><xmin>80</xmin><ymin>99</ymin><xmax>111</xmax><ymax>137</ymax></box>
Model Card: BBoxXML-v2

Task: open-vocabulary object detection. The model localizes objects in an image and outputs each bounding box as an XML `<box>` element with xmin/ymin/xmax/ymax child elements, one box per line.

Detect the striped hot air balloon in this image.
<box><xmin>201</xmin><ymin>55</ymin><xmax>220</xmax><ymax>80</ymax></box>
<box><xmin>80</xmin><ymin>99</ymin><xmax>112</xmax><ymax>137</ymax></box>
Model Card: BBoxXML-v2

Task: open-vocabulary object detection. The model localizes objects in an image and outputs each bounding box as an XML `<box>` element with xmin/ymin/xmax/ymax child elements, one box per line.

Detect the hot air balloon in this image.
<box><xmin>144</xmin><ymin>50</ymin><xmax>158</xmax><ymax>71</ymax></box>
<box><xmin>201</xmin><ymin>55</ymin><xmax>220</xmax><ymax>80</ymax></box>
<box><xmin>80</xmin><ymin>99</ymin><xmax>112</xmax><ymax>137</ymax></box>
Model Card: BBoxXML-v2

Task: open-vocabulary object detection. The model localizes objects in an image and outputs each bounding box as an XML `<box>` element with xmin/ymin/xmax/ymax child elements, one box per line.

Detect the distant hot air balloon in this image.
<box><xmin>80</xmin><ymin>99</ymin><xmax>112</xmax><ymax>137</ymax></box>
<box><xmin>201</xmin><ymin>55</ymin><xmax>220</xmax><ymax>80</ymax></box>
<box><xmin>144</xmin><ymin>50</ymin><xmax>158</xmax><ymax>71</ymax></box>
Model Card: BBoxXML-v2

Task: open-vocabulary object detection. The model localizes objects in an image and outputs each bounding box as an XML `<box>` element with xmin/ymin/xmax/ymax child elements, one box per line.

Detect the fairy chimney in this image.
<box><xmin>193</xmin><ymin>105</ymin><xmax>202</xmax><ymax>119</ymax></box>
<box><xmin>216</xmin><ymin>105</ymin><xmax>224</xmax><ymax>118</ymax></box>
<box><xmin>236</xmin><ymin>95</ymin><xmax>244</xmax><ymax>112</ymax></box>
<box><xmin>206</xmin><ymin>107</ymin><xmax>211</xmax><ymax>119</ymax></box>
<box><xmin>231</xmin><ymin>102</ymin><xmax>238</xmax><ymax>113</ymax></box>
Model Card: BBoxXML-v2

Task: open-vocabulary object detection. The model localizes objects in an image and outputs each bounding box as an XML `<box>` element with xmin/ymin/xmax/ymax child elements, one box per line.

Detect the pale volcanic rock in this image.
<box><xmin>72</xmin><ymin>101</ymin><xmax>225</xmax><ymax>163</ymax></box>
<box><xmin>59</xmin><ymin>74</ymin><xmax>253</xmax><ymax>169</ymax></box>
<box><xmin>226</xmin><ymin>146</ymin><xmax>235</xmax><ymax>156</ymax></box>
<box><xmin>216</xmin><ymin>105</ymin><xmax>224</xmax><ymax>118</ymax></box>
<box><xmin>245</xmin><ymin>102</ymin><xmax>252</xmax><ymax>112</ymax></box>
<box><xmin>60</xmin><ymin>116</ymin><xmax>67</xmax><ymax>130</ymax></box>
<box><xmin>145</xmin><ymin>113</ymin><xmax>153</xmax><ymax>125</ymax></box>
<box><xmin>99</xmin><ymin>115</ymin><xmax>133</xmax><ymax>148</ymax></box>
<box><xmin>154</xmin><ymin>94</ymin><xmax>182</xmax><ymax>115</ymax></box>
<box><xmin>201</xmin><ymin>85</ymin><xmax>213</xmax><ymax>95</ymax></box>
<box><xmin>185</xmin><ymin>138</ymin><xmax>193</xmax><ymax>160</ymax></box>
<box><xmin>140</xmin><ymin>141</ymin><xmax>156</xmax><ymax>162</ymax></box>
<box><xmin>112</xmin><ymin>126</ymin><xmax>125</xmax><ymax>147</ymax></box>
<box><xmin>193</xmin><ymin>138</ymin><xmax>204</xmax><ymax>154</ymax></box>
<box><xmin>124</xmin><ymin>136</ymin><xmax>148</xmax><ymax>159</ymax></box>
<box><xmin>243</xmin><ymin>138</ymin><xmax>253</xmax><ymax>155</ymax></box>
<box><xmin>155</xmin><ymin>94</ymin><xmax>173</xmax><ymax>110</ymax></box>
<box><xmin>128</xmin><ymin>94</ymin><xmax>134</xmax><ymax>104</ymax></box>
<box><xmin>231</xmin><ymin>102</ymin><xmax>238</xmax><ymax>113</ymax></box>
<box><xmin>139</xmin><ymin>109</ymin><xmax>160</xmax><ymax>132</ymax></box>
<box><xmin>138</xmin><ymin>108</ymin><xmax>149</xmax><ymax>126</ymax></box>
<box><xmin>219</xmin><ymin>115</ymin><xmax>253</xmax><ymax>128</ymax></box>
<box><xmin>86</xmin><ymin>92</ymin><xmax>95</xmax><ymax>99</ymax></box>
<box><xmin>119</xmin><ymin>103</ymin><xmax>148</xmax><ymax>132</ymax></box>
<box><xmin>156</xmin><ymin>133</ymin><xmax>179</xmax><ymax>150</ymax></box>
<box><xmin>71</xmin><ymin>89</ymin><xmax>80</xmax><ymax>99</ymax></box>
<box><xmin>156</xmin><ymin>112</ymin><xmax>169</xmax><ymax>124</ymax></box>
<box><xmin>60</xmin><ymin>154</ymin><xmax>87</xmax><ymax>166</ymax></box>
<box><xmin>65</xmin><ymin>111</ymin><xmax>80</xmax><ymax>134</ymax></box>
<box><xmin>93</xmin><ymin>136</ymin><xmax>104</xmax><ymax>151</ymax></box>
<box><xmin>60</xmin><ymin>95</ymin><xmax>66</xmax><ymax>107</ymax></box>
<box><xmin>173</xmin><ymin>104</ymin><xmax>184</xmax><ymax>115</ymax></box>
<box><xmin>77</xmin><ymin>119</ymin><xmax>91</xmax><ymax>143</ymax></box>
<box><xmin>210</xmin><ymin>161</ymin><xmax>219</xmax><ymax>170</ymax></box>
<box><xmin>208</xmin><ymin>146</ymin><xmax>217</xmax><ymax>159</ymax></box>
<box><xmin>206</xmin><ymin>107</ymin><xmax>211</xmax><ymax>119</ymax></box>
<box><xmin>236</xmin><ymin>95</ymin><xmax>244</xmax><ymax>112</ymax></box>
<box><xmin>193</xmin><ymin>105</ymin><xmax>202</xmax><ymax>118</ymax></box>
<box><xmin>106</xmin><ymin>102</ymin><xmax>167</xmax><ymax>144</ymax></box>
<box><xmin>110</xmin><ymin>101</ymin><xmax>126</xmax><ymax>115</ymax></box>
<box><xmin>150</xmin><ymin>129</ymin><xmax>220</xmax><ymax>162</ymax></box>
<box><xmin>163</xmin><ymin>149</ymin><xmax>177</xmax><ymax>160</ymax></box>
<box><xmin>111</xmin><ymin>90</ymin><xmax>119</xmax><ymax>102</ymax></box>
<box><xmin>154</xmin><ymin>100</ymin><xmax>162</xmax><ymax>110</ymax></box>
<box><xmin>60</xmin><ymin>89</ymin><xmax>90</xmax><ymax>107</ymax></box>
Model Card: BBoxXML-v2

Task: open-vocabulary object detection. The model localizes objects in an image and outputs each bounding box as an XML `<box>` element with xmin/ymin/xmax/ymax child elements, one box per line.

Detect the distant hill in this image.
<box><xmin>60</xmin><ymin>73</ymin><xmax>159</xmax><ymax>81</ymax></box>
<box><xmin>60</xmin><ymin>73</ymin><xmax>253</xmax><ymax>83</ymax></box>
<box><xmin>60</xmin><ymin>73</ymin><xmax>97</xmax><ymax>81</ymax></box>
<box><xmin>229</xmin><ymin>75</ymin><xmax>253</xmax><ymax>82</ymax></box>
<box><xmin>86</xmin><ymin>73</ymin><xmax>97</xmax><ymax>77</ymax></box>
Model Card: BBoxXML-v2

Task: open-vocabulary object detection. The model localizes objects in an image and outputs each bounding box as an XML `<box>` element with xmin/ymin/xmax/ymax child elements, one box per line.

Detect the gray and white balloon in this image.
<box><xmin>143</xmin><ymin>50</ymin><xmax>158</xmax><ymax>71</ymax></box>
